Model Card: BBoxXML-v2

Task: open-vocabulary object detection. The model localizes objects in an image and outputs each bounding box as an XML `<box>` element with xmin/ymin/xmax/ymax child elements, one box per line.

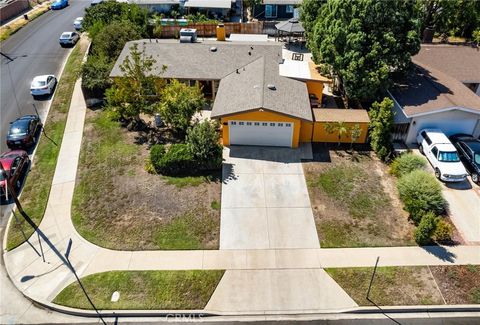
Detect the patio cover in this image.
<box><xmin>275</xmin><ymin>18</ymin><xmax>304</xmax><ymax>33</ymax></box>
<box><xmin>183</xmin><ymin>0</ymin><xmax>232</xmax><ymax>8</ymax></box>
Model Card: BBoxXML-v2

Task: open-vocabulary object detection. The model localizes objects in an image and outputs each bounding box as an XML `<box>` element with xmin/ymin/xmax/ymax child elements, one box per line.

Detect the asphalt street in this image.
<box><xmin>1</xmin><ymin>1</ymin><xmax>90</xmax><ymax>323</ymax></box>
<box><xmin>0</xmin><ymin>0</ymin><xmax>89</xmax><ymax>153</ymax></box>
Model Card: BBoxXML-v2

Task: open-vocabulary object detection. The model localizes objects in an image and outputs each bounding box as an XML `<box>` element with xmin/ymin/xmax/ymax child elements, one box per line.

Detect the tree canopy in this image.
<box><xmin>91</xmin><ymin>20</ymin><xmax>141</xmax><ymax>60</ymax></box>
<box><xmin>308</xmin><ymin>0</ymin><xmax>420</xmax><ymax>101</ymax></box>
<box><xmin>83</xmin><ymin>0</ymin><xmax>148</xmax><ymax>37</ymax></box>
<box><xmin>157</xmin><ymin>80</ymin><xmax>205</xmax><ymax>136</ymax></box>
<box><xmin>416</xmin><ymin>0</ymin><xmax>480</xmax><ymax>39</ymax></box>
<box><xmin>106</xmin><ymin>44</ymin><xmax>164</xmax><ymax>121</ymax></box>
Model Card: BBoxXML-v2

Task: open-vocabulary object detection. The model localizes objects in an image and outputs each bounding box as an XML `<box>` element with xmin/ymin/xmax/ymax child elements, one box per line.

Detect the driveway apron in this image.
<box><xmin>219</xmin><ymin>146</ymin><xmax>320</xmax><ymax>249</ymax></box>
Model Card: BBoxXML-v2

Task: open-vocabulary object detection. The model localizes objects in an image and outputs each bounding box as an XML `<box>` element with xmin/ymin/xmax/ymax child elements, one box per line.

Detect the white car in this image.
<box><xmin>59</xmin><ymin>31</ymin><xmax>79</xmax><ymax>46</ymax></box>
<box><xmin>30</xmin><ymin>75</ymin><xmax>57</xmax><ymax>98</ymax></box>
<box><xmin>73</xmin><ymin>17</ymin><xmax>83</xmax><ymax>30</ymax></box>
<box><xmin>417</xmin><ymin>129</ymin><xmax>468</xmax><ymax>182</ymax></box>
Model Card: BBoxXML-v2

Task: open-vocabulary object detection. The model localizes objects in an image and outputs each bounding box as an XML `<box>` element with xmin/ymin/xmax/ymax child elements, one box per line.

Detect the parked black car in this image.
<box><xmin>450</xmin><ymin>134</ymin><xmax>480</xmax><ymax>184</ymax></box>
<box><xmin>6</xmin><ymin>115</ymin><xmax>42</xmax><ymax>149</ymax></box>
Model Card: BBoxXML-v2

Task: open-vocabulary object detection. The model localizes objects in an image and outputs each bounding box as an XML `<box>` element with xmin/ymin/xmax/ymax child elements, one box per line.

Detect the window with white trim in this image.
<box><xmin>286</xmin><ymin>123</ymin><xmax>292</xmax><ymax>127</ymax></box>
<box><xmin>270</xmin><ymin>123</ymin><xmax>275</xmax><ymax>126</ymax></box>
<box><xmin>231</xmin><ymin>121</ymin><xmax>236</xmax><ymax>125</ymax></box>
<box><xmin>265</xmin><ymin>4</ymin><xmax>277</xmax><ymax>18</ymax></box>
<box><xmin>286</xmin><ymin>5</ymin><xmax>294</xmax><ymax>13</ymax></box>
<box><xmin>262</xmin><ymin>122</ymin><xmax>268</xmax><ymax>126</ymax></box>
<box><xmin>247</xmin><ymin>122</ymin><xmax>252</xmax><ymax>126</ymax></box>
<box><xmin>254</xmin><ymin>122</ymin><xmax>260</xmax><ymax>126</ymax></box>
<box><xmin>278</xmin><ymin>123</ymin><xmax>284</xmax><ymax>127</ymax></box>
<box><xmin>239</xmin><ymin>122</ymin><xmax>245</xmax><ymax>125</ymax></box>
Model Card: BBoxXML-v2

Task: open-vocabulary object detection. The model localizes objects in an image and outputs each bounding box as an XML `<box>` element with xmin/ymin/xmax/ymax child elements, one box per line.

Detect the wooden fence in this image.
<box><xmin>159</xmin><ymin>21</ymin><xmax>265</xmax><ymax>38</ymax></box>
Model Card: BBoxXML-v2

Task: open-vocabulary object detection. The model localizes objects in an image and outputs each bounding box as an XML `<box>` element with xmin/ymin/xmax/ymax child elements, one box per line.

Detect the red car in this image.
<box><xmin>0</xmin><ymin>150</ymin><xmax>30</xmax><ymax>201</ymax></box>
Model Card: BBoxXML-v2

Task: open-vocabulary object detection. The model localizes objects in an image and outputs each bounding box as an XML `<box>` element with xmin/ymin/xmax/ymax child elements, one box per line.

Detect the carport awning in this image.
<box><xmin>183</xmin><ymin>0</ymin><xmax>232</xmax><ymax>8</ymax></box>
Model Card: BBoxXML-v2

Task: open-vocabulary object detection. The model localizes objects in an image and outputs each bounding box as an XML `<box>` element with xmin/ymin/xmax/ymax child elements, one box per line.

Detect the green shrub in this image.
<box><xmin>153</xmin><ymin>144</ymin><xmax>196</xmax><ymax>175</ymax></box>
<box><xmin>397</xmin><ymin>170</ymin><xmax>446</xmax><ymax>223</ymax></box>
<box><xmin>368</xmin><ymin>98</ymin><xmax>394</xmax><ymax>161</ymax></box>
<box><xmin>434</xmin><ymin>219</ymin><xmax>453</xmax><ymax>242</ymax></box>
<box><xmin>186</xmin><ymin>121</ymin><xmax>222</xmax><ymax>171</ymax></box>
<box><xmin>414</xmin><ymin>212</ymin><xmax>438</xmax><ymax>245</ymax></box>
<box><xmin>390</xmin><ymin>153</ymin><xmax>426</xmax><ymax>177</ymax></box>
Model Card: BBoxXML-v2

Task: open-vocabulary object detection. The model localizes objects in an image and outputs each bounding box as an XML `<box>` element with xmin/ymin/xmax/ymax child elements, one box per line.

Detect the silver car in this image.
<box><xmin>73</xmin><ymin>17</ymin><xmax>83</xmax><ymax>30</ymax></box>
<box><xmin>59</xmin><ymin>31</ymin><xmax>79</xmax><ymax>47</ymax></box>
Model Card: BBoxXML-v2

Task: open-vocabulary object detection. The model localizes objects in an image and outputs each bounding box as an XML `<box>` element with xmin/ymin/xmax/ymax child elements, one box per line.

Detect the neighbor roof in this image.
<box><xmin>211</xmin><ymin>56</ymin><xmax>312</xmax><ymax>121</ymax></box>
<box><xmin>110</xmin><ymin>40</ymin><xmax>283</xmax><ymax>80</ymax></box>
<box><xmin>390</xmin><ymin>61</ymin><xmax>480</xmax><ymax>117</ymax></box>
<box><xmin>413</xmin><ymin>44</ymin><xmax>480</xmax><ymax>83</ymax></box>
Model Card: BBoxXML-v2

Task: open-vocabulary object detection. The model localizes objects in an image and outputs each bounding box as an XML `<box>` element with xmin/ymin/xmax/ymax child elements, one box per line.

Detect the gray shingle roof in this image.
<box><xmin>413</xmin><ymin>44</ymin><xmax>480</xmax><ymax>83</ymax></box>
<box><xmin>390</xmin><ymin>61</ymin><xmax>480</xmax><ymax>117</ymax></box>
<box><xmin>110</xmin><ymin>39</ymin><xmax>283</xmax><ymax>80</ymax></box>
<box><xmin>211</xmin><ymin>56</ymin><xmax>312</xmax><ymax>121</ymax></box>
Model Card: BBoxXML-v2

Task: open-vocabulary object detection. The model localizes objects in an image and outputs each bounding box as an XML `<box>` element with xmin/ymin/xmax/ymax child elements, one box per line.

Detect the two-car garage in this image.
<box><xmin>228</xmin><ymin>120</ymin><xmax>294</xmax><ymax>147</ymax></box>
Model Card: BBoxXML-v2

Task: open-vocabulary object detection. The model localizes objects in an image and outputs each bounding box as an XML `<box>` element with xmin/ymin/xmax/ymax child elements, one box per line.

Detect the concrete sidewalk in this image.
<box><xmin>3</xmin><ymin>79</ymin><xmax>480</xmax><ymax>316</ymax></box>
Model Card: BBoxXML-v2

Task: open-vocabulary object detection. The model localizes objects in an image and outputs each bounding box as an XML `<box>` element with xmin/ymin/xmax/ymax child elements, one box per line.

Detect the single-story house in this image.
<box><xmin>111</xmin><ymin>39</ymin><xmax>369</xmax><ymax>148</ymax></box>
<box><xmin>413</xmin><ymin>44</ymin><xmax>480</xmax><ymax>96</ymax></box>
<box><xmin>253</xmin><ymin>0</ymin><xmax>301</xmax><ymax>20</ymax></box>
<box><xmin>389</xmin><ymin>61</ymin><xmax>480</xmax><ymax>144</ymax></box>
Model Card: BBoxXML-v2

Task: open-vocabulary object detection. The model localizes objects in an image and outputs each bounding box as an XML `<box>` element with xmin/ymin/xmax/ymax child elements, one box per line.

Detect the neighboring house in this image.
<box><xmin>413</xmin><ymin>44</ymin><xmax>480</xmax><ymax>96</ymax></box>
<box><xmin>389</xmin><ymin>61</ymin><xmax>480</xmax><ymax>144</ymax></box>
<box><xmin>127</xmin><ymin>0</ymin><xmax>181</xmax><ymax>13</ymax></box>
<box><xmin>253</xmin><ymin>0</ymin><xmax>301</xmax><ymax>20</ymax></box>
<box><xmin>111</xmin><ymin>39</ymin><xmax>369</xmax><ymax>148</ymax></box>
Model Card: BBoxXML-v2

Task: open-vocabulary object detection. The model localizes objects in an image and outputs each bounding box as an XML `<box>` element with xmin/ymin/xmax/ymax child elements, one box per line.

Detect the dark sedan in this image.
<box><xmin>0</xmin><ymin>150</ymin><xmax>30</xmax><ymax>200</ymax></box>
<box><xmin>6</xmin><ymin>115</ymin><xmax>42</xmax><ymax>149</ymax></box>
<box><xmin>450</xmin><ymin>134</ymin><xmax>480</xmax><ymax>184</ymax></box>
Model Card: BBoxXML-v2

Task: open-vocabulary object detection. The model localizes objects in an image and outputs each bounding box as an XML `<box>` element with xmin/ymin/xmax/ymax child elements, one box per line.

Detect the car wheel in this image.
<box><xmin>434</xmin><ymin>168</ymin><xmax>441</xmax><ymax>180</ymax></box>
<box><xmin>419</xmin><ymin>145</ymin><xmax>424</xmax><ymax>155</ymax></box>
<box><xmin>472</xmin><ymin>173</ymin><xmax>479</xmax><ymax>184</ymax></box>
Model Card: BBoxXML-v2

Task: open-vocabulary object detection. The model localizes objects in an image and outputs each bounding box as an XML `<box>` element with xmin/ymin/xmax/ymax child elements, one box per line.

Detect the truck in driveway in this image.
<box><xmin>417</xmin><ymin>129</ymin><xmax>468</xmax><ymax>182</ymax></box>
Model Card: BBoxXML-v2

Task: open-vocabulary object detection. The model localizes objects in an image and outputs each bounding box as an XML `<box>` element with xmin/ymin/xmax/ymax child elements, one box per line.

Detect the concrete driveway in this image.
<box><xmin>442</xmin><ymin>180</ymin><xmax>480</xmax><ymax>243</ymax></box>
<box><xmin>220</xmin><ymin>146</ymin><xmax>320</xmax><ymax>249</ymax></box>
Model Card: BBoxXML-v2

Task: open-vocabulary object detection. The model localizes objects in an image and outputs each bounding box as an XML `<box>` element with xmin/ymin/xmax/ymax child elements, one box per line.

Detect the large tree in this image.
<box><xmin>106</xmin><ymin>44</ymin><xmax>164</xmax><ymax>122</ymax></box>
<box><xmin>300</xmin><ymin>0</ymin><xmax>326</xmax><ymax>41</ymax></box>
<box><xmin>92</xmin><ymin>20</ymin><xmax>141</xmax><ymax>60</ymax></box>
<box><xmin>416</xmin><ymin>0</ymin><xmax>480</xmax><ymax>39</ymax></box>
<box><xmin>310</xmin><ymin>0</ymin><xmax>420</xmax><ymax>101</ymax></box>
<box><xmin>83</xmin><ymin>0</ymin><xmax>148</xmax><ymax>37</ymax></box>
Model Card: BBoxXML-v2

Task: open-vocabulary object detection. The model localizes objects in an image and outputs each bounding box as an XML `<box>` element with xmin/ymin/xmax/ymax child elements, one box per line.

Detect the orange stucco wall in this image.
<box><xmin>220</xmin><ymin>110</ymin><xmax>301</xmax><ymax>148</ymax></box>
<box><xmin>312</xmin><ymin>122</ymin><xmax>369</xmax><ymax>143</ymax></box>
<box><xmin>306</xmin><ymin>81</ymin><xmax>324</xmax><ymax>102</ymax></box>
<box><xmin>300</xmin><ymin>121</ymin><xmax>313</xmax><ymax>142</ymax></box>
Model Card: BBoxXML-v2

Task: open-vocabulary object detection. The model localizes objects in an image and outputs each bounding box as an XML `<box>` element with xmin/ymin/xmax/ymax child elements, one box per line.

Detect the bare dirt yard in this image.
<box><xmin>72</xmin><ymin>109</ymin><xmax>221</xmax><ymax>250</ymax></box>
<box><xmin>303</xmin><ymin>144</ymin><xmax>415</xmax><ymax>247</ymax></box>
<box><xmin>430</xmin><ymin>264</ymin><xmax>480</xmax><ymax>304</ymax></box>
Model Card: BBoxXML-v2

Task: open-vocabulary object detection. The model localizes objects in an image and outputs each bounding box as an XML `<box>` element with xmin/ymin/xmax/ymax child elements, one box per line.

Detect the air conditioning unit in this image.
<box><xmin>179</xmin><ymin>28</ymin><xmax>197</xmax><ymax>43</ymax></box>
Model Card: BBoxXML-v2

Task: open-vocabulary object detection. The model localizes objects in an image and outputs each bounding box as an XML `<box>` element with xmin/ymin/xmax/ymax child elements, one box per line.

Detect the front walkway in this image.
<box><xmin>3</xmin><ymin>79</ymin><xmax>480</xmax><ymax>316</ymax></box>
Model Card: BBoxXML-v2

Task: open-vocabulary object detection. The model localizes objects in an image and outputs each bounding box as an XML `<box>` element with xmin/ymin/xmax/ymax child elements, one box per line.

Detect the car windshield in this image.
<box><xmin>438</xmin><ymin>151</ymin><xmax>460</xmax><ymax>162</ymax></box>
<box><xmin>32</xmin><ymin>80</ymin><xmax>46</xmax><ymax>87</ymax></box>
<box><xmin>9</xmin><ymin>121</ymin><xmax>28</xmax><ymax>136</ymax></box>
<box><xmin>61</xmin><ymin>33</ymin><xmax>71</xmax><ymax>39</ymax></box>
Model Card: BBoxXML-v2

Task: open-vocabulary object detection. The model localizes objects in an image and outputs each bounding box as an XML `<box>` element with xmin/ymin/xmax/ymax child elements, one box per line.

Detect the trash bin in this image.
<box><xmin>154</xmin><ymin>113</ymin><xmax>163</xmax><ymax>128</ymax></box>
<box><xmin>24</xmin><ymin>14</ymin><xmax>29</xmax><ymax>20</ymax></box>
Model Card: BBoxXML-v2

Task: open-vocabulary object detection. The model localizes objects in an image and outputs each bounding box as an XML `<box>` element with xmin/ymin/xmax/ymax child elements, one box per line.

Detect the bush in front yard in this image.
<box><xmin>389</xmin><ymin>153</ymin><xmax>427</xmax><ymax>177</ymax></box>
<box><xmin>186</xmin><ymin>121</ymin><xmax>222</xmax><ymax>171</ymax></box>
<box><xmin>414</xmin><ymin>212</ymin><xmax>438</xmax><ymax>245</ymax></box>
<box><xmin>152</xmin><ymin>144</ymin><xmax>196</xmax><ymax>175</ymax></box>
<box><xmin>434</xmin><ymin>219</ymin><xmax>454</xmax><ymax>242</ymax></box>
<box><xmin>397</xmin><ymin>170</ymin><xmax>446</xmax><ymax>224</ymax></box>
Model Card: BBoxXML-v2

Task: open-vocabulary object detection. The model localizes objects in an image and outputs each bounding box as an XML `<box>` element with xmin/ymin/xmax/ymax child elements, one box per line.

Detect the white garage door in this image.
<box><xmin>415</xmin><ymin>119</ymin><xmax>477</xmax><ymax>136</ymax></box>
<box><xmin>229</xmin><ymin>120</ymin><xmax>293</xmax><ymax>147</ymax></box>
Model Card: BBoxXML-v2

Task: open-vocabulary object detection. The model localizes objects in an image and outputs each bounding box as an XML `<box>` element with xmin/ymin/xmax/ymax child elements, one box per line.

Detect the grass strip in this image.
<box><xmin>326</xmin><ymin>266</ymin><xmax>444</xmax><ymax>306</ymax></box>
<box><xmin>6</xmin><ymin>39</ymin><xmax>88</xmax><ymax>251</ymax></box>
<box><xmin>53</xmin><ymin>270</ymin><xmax>225</xmax><ymax>310</ymax></box>
<box><xmin>0</xmin><ymin>1</ymin><xmax>51</xmax><ymax>42</ymax></box>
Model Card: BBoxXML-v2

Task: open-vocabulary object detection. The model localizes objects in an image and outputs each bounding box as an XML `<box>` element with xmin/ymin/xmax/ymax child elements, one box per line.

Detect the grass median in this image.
<box><xmin>0</xmin><ymin>1</ymin><xmax>52</xmax><ymax>42</ymax></box>
<box><xmin>6</xmin><ymin>38</ymin><xmax>89</xmax><ymax>251</ymax></box>
<box><xmin>53</xmin><ymin>270</ymin><xmax>225</xmax><ymax>310</ymax></box>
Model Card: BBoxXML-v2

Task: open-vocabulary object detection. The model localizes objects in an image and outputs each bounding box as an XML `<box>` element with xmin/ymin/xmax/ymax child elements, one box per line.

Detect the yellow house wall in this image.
<box><xmin>220</xmin><ymin>110</ymin><xmax>301</xmax><ymax>148</ymax></box>
<box><xmin>306</xmin><ymin>81</ymin><xmax>324</xmax><ymax>101</ymax></box>
<box><xmin>312</xmin><ymin>122</ymin><xmax>369</xmax><ymax>143</ymax></box>
<box><xmin>300</xmin><ymin>121</ymin><xmax>313</xmax><ymax>142</ymax></box>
